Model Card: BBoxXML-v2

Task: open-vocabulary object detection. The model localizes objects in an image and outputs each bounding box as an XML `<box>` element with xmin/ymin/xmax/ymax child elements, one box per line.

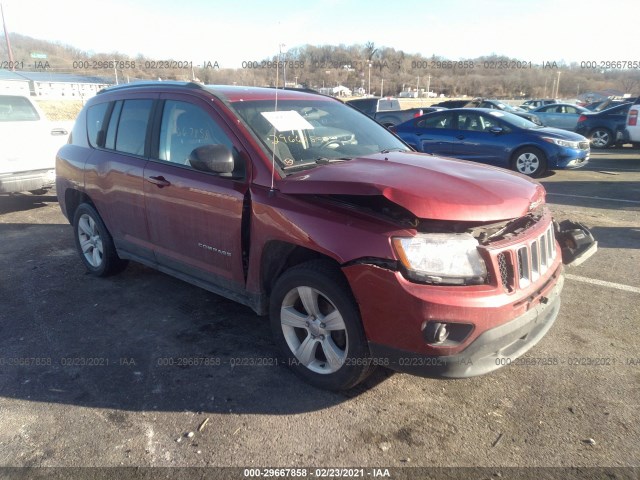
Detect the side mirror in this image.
<box><xmin>189</xmin><ymin>144</ymin><xmax>234</xmax><ymax>176</ymax></box>
<box><xmin>489</xmin><ymin>126</ymin><xmax>503</xmax><ymax>134</ymax></box>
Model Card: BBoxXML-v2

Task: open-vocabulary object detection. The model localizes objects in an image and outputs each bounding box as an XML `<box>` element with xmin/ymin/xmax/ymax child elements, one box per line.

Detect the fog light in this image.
<box><xmin>425</xmin><ymin>322</ymin><xmax>449</xmax><ymax>344</ymax></box>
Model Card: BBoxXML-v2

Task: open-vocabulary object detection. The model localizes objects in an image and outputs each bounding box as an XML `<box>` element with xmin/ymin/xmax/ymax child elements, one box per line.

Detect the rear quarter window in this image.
<box><xmin>86</xmin><ymin>102</ymin><xmax>110</xmax><ymax>148</ymax></box>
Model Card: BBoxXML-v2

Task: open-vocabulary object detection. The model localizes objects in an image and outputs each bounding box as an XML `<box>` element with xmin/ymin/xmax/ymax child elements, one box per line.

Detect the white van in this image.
<box><xmin>0</xmin><ymin>95</ymin><xmax>71</xmax><ymax>194</ymax></box>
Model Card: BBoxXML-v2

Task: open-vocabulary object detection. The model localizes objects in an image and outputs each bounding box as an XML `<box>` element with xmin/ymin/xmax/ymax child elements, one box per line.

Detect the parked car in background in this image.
<box><xmin>575</xmin><ymin>103</ymin><xmax>632</xmax><ymax>148</ymax></box>
<box><xmin>624</xmin><ymin>98</ymin><xmax>640</xmax><ymax>147</ymax></box>
<box><xmin>345</xmin><ymin>97</ymin><xmax>428</xmax><ymax>127</ymax></box>
<box><xmin>432</xmin><ymin>99</ymin><xmax>469</xmax><ymax>108</ymax></box>
<box><xmin>0</xmin><ymin>94</ymin><xmax>71</xmax><ymax>194</ymax></box>
<box><xmin>392</xmin><ymin>108</ymin><xmax>590</xmax><ymax>177</ymax></box>
<box><xmin>464</xmin><ymin>98</ymin><xmax>542</xmax><ymax>124</ymax></box>
<box><xmin>531</xmin><ymin>103</ymin><xmax>590</xmax><ymax>131</ymax></box>
<box><xmin>583</xmin><ymin>99</ymin><xmax>635</xmax><ymax>112</ymax></box>
<box><xmin>519</xmin><ymin>99</ymin><xmax>559</xmax><ymax>111</ymax></box>
<box><xmin>55</xmin><ymin>82</ymin><xmax>595</xmax><ymax>390</ymax></box>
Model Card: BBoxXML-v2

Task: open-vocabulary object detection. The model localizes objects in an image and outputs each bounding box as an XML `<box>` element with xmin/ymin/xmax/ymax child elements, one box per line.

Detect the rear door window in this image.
<box><xmin>113</xmin><ymin>99</ymin><xmax>153</xmax><ymax>156</ymax></box>
<box><xmin>416</xmin><ymin>113</ymin><xmax>452</xmax><ymax>129</ymax></box>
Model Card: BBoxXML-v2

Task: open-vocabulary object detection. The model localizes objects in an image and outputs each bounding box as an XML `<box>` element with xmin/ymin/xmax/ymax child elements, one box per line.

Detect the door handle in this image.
<box><xmin>51</xmin><ymin>128</ymin><xmax>69</xmax><ymax>136</ymax></box>
<box><xmin>147</xmin><ymin>176</ymin><xmax>171</xmax><ymax>187</ymax></box>
<box><xmin>456</xmin><ymin>134</ymin><xmax>465</xmax><ymax>140</ymax></box>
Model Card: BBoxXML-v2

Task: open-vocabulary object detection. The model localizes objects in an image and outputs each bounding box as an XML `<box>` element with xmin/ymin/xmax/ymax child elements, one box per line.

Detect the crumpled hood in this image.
<box><xmin>278</xmin><ymin>152</ymin><xmax>545</xmax><ymax>222</ymax></box>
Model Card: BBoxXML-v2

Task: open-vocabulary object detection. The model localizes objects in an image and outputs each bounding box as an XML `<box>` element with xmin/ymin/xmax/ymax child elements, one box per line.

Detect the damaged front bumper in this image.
<box><xmin>555</xmin><ymin>220</ymin><xmax>598</xmax><ymax>267</ymax></box>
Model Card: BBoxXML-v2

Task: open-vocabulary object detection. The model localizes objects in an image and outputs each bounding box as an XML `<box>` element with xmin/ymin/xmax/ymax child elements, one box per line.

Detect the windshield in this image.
<box><xmin>229</xmin><ymin>99</ymin><xmax>410</xmax><ymax>173</ymax></box>
<box><xmin>487</xmin><ymin>110</ymin><xmax>540</xmax><ymax>129</ymax></box>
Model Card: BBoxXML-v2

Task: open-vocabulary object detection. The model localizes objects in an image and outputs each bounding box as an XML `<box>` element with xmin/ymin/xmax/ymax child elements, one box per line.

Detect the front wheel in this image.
<box><xmin>511</xmin><ymin>147</ymin><xmax>548</xmax><ymax>178</ymax></box>
<box><xmin>73</xmin><ymin>203</ymin><xmax>128</xmax><ymax>277</ymax></box>
<box><xmin>269</xmin><ymin>260</ymin><xmax>374</xmax><ymax>390</ymax></box>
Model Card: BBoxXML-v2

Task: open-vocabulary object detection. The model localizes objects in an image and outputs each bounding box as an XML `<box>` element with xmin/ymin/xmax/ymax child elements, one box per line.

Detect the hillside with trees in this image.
<box><xmin>2</xmin><ymin>34</ymin><xmax>639</xmax><ymax>99</ymax></box>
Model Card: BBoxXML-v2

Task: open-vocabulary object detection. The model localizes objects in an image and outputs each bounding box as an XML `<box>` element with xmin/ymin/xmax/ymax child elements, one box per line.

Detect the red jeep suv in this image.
<box><xmin>56</xmin><ymin>82</ymin><xmax>596</xmax><ymax>390</ymax></box>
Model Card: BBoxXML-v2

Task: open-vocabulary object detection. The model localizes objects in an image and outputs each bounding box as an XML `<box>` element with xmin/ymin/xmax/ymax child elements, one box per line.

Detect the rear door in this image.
<box><xmin>83</xmin><ymin>96</ymin><xmax>156</xmax><ymax>261</ymax></box>
<box><xmin>405</xmin><ymin>111</ymin><xmax>455</xmax><ymax>156</ymax></box>
<box><xmin>143</xmin><ymin>94</ymin><xmax>250</xmax><ymax>296</ymax></box>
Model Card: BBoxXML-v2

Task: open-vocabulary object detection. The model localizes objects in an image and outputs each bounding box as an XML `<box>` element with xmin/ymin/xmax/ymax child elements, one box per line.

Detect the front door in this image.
<box><xmin>143</xmin><ymin>95</ymin><xmax>250</xmax><ymax>296</ymax></box>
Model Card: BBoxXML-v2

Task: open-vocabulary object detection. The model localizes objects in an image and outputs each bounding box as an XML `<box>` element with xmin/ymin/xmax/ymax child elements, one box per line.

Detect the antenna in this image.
<box><xmin>1</xmin><ymin>3</ymin><xmax>16</xmax><ymax>71</ymax></box>
<box><xmin>268</xmin><ymin>44</ymin><xmax>285</xmax><ymax>196</ymax></box>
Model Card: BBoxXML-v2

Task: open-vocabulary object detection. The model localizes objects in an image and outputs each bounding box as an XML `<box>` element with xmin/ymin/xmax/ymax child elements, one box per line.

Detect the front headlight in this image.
<box><xmin>543</xmin><ymin>137</ymin><xmax>580</xmax><ymax>149</ymax></box>
<box><xmin>392</xmin><ymin>233</ymin><xmax>487</xmax><ymax>285</ymax></box>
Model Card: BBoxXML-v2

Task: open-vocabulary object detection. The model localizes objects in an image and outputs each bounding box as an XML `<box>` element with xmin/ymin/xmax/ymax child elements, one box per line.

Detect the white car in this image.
<box><xmin>0</xmin><ymin>95</ymin><xmax>72</xmax><ymax>194</ymax></box>
<box><xmin>625</xmin><ymin>100</ymin><xmax>640</xmax><ymax>147</ymax></box>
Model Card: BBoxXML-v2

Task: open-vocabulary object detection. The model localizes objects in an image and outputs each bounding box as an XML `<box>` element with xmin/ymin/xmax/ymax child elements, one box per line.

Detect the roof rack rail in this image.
<box><xmin>97</xmin><ymin>81</ymin><xmax>205</xmax><ymax>94</ymax></box>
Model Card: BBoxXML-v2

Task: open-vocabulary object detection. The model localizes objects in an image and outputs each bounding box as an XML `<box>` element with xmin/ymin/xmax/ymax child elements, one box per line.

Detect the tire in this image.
<box><xmin>511</xmin><ymin>147</ymin><xmax>548</xmax><ymax>178</ymax></box>
<box><xmin>73</xmin><ymin>203</ymin><xmax>128</xmax><ymax>277</ymax></box>
<box><xmin>269</xmin><ymin>260</ymin><xmax>374</xmax><ymax>390</ymax></box>
<box><xmin>589</xmin><ymin>128</ymin><xmax>613</xmax><ymax>149</ymax></box>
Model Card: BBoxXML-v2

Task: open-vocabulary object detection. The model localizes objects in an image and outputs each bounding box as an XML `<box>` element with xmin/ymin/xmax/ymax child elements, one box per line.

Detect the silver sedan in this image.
<box><xmin>531</xmin><ymin>103</ymin><xmax>589</xmax><ymax>131</ymax></box>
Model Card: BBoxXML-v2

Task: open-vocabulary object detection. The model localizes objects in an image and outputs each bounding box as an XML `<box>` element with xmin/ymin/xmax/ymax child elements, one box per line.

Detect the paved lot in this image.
<box><xmin>0</xmin><ymin>150</ymin><xmax>638</xmax><ymax>476</ymax></box>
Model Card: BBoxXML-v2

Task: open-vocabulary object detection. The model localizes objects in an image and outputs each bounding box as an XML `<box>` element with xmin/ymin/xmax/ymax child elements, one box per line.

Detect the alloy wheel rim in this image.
<box><xmin>592</xmin><ymin>131</ymin><xmax>609</xmax><ymax>147</ymax></box>
<box><xmin>280</xmin><ymin>286</ymin><xmax>348</xmax><ymax>374</ymax></box>
<box><xmin>78</xmin><ymin>214</ymin><xmax>104</xmax><ymax>267</ymax></box>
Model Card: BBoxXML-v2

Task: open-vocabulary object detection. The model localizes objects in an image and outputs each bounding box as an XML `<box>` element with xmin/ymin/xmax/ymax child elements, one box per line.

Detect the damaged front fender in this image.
<box><xmin>554</xmin><ymin>220</ymin><xmax>598</xmax><ymax>267</ymax></box>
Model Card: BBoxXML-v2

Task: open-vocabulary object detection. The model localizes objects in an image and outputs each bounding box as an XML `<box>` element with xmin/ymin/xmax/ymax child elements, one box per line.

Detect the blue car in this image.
<box><xmin>393</xmin><ymin>108</ymin><xmax>590</xmax><ymax>177</ymax></box>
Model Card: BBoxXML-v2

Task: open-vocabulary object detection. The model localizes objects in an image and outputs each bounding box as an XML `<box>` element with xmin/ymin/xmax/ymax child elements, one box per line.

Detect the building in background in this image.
<box><xmin>0</xmin><ymin>71</ymin><xmax>110</xmax><ymax>99</ymax></box>
<box><xmin>0</xmin><ymin>70</ymin><xmax>30</xmax><ymax>95</ymax></box>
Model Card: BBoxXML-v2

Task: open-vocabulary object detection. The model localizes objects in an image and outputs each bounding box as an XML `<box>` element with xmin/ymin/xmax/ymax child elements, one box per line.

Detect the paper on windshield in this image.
<box><xmin>261</xmin><ymin>111</ymin><xmax>314</xmax><ymax>131</ymax></box>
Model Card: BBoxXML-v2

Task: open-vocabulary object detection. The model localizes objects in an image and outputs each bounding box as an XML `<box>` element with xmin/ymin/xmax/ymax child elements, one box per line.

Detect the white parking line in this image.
<box><xmin>566</xmin><ymin>274</ymin><xmax>640</xmax><ymax>294</ymax></box>
<box><xmin>585</xmin><ymin>167</ymin><xmax>640</xmax><ymax>172</ymax></box>
<box><xmin>547</xmin><ymin>192</ymin><xmax>640</xmax><ymax>204</ymax></box>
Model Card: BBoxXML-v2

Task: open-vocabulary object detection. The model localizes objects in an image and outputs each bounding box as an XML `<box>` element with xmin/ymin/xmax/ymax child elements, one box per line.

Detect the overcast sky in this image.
<box><xmin>2</xmin><ymin>0</ymin><xmax>638</xmax><ymax>68</ymax></box>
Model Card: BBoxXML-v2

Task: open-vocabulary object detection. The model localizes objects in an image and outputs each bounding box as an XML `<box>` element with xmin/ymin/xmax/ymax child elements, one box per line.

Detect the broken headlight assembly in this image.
<box><xmin>392</xmin><ymin>233</ymin><xmax>487</xmax><ymax>285</ymax></box>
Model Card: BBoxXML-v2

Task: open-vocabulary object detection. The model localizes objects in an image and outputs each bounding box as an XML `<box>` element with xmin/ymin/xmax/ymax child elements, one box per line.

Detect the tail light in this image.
<box><xmin>577</xmin><ymin>115</ymin><xmax>588</xmax><ymax>123</ymax></box>
<box><xmin>413</xmin><ymin>109</ymin><xmax>423</xmax><ymax>118</ymax></box>
<box><xmin>629</xmin><ymin>109</ymin><xmax>638</xmax><ymax>126</ymax></box>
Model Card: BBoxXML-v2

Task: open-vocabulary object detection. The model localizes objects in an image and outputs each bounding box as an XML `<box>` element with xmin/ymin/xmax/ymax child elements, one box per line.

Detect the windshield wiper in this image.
<box><xmin>315</xmin><ymin>157</ymin><xmax>350</xmax><ymax>164</ymax></box>
<box><xmin>379</xmin><ymin>148</ymin><xmax>408</xmax><ymax>154</ymax></box>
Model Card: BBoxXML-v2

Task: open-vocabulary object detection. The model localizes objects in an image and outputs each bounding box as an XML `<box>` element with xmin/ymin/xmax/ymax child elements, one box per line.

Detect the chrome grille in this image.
<box><xmin>493</xmin><ymin>223</ymin><xmax>557</xmax><ymax>291</ymax></box>
<box><xmin>515</xmin><ymin>224</ymin><xmax>556</xmax><ymax>289</ymax></box>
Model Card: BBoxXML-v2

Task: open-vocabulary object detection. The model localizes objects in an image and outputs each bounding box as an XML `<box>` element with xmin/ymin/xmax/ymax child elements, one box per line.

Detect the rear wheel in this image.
<box><xmin>589</xmin><ymin>128</ymin><xmax>613</xmax><ymax>148</ymax></box>
<box><xmin>511</xmin><ymin>147</ymin><xmax>547</xmax><ymax>178</ymax></box>
<box><xmin>269</xmin><ymin>260</ymin><xmax>374</xmax><ymax>390</ymax></box>
<box><xmin>73</xmin><ymin>203</ymin><xmax>128</xmax><ymax>277</ymax></box>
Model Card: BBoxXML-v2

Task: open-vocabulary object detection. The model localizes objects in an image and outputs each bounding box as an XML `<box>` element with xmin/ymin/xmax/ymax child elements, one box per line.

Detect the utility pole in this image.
<box><xmin>555</xmin><ymin>71</ymin><xmax>561</xmax><ymax>98</ymax></box>
<box><xmin>113</xmin><ymin>59</ymin><xmax>119</xmax><ymax>85</ymax></box>
<box><xmin>426</xmin><ymin>75</ymin><xmax>431</xmax><ymax>97</ymax></box>
<box><xmin>1</xmin><ymin>3</ymin><xmax>15</xmax><ymax>70</ymax></box>
<box><xmin>368</xmin><ymin>63</ymin><xmax>372</xmax><ymax>95</ymax></box>
<box><xmin>381</xmin><ymin>78</ymin><xmax>384</xmax><ymax>97</ymax></box>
